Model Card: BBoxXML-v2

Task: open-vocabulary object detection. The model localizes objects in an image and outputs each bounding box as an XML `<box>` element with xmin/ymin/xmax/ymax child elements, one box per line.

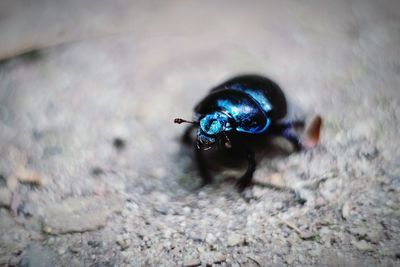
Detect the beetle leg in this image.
<box><xmin>194</xmin><ymin>145</ymin><xmax>213</xmax><ymax>186</ymax></box>
<box><xmin>273</xmin><ymin>120</ymin><xmax>305</xmax><ymax>132</ymax></box>
<box><xmin>281</xmin><ymin>129</ymin><xmax>302</xmax><ymax>151</ymax></box>
<box><xmin>236</xmin><ymin>148</ymin><xmax>256</xmax><ymax>192</ymax></box>
<box><xmin>272</xmin><ymin>120</ymin><xmax>304</xmax><ymax>151</ymax></box>
<box><xmin>182</xmin><ymin>125</ymin><xmax>197</xmax><ymax>144</ymax></box>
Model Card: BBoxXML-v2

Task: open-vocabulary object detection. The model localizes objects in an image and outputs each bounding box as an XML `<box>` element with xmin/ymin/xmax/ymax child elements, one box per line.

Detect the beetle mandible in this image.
<box><xmin>174</xmin><ymin>74</ymin><xmax>321</xmax><ymax>191</ymax></box>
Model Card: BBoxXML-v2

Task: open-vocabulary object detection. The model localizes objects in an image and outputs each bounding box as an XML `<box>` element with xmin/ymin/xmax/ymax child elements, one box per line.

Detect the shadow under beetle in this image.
<box><xmin>174</xmin><ymin>75</ymin><xmax>321</xmax><ymax>191</ymax></box>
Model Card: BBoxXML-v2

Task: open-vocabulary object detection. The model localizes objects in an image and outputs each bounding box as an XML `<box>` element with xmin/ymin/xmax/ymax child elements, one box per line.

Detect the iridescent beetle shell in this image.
<box><xmin>174</xmin><ymin>74</ymin><xmax>322</xmax><ymax>191</ymax></box>
<box><xmin>194</xmin><ymin>75</ymin><xmax>287</xmax><ymax>147</ymax></box>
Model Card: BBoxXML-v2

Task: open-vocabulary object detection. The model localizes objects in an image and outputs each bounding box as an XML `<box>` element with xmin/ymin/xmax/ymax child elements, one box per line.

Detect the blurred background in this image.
<box><xmin>0</xmin><ymin>0</ymin><xmax>399</xmax><ymax>266</ymax></box>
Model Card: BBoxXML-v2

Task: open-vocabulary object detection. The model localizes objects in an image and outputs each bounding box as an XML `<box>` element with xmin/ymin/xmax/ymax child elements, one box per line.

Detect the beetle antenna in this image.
<box><xmin>174</xmin><ymin>118</ymin><xmax>198</xmax><ymax>125</ymax></box>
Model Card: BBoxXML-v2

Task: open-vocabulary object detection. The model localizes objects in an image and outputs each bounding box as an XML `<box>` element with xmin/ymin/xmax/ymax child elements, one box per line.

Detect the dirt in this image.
<box><xmin>0</xmin><ymin>0</ymin><xmax>399</xmax><ymax>266</ymax></box>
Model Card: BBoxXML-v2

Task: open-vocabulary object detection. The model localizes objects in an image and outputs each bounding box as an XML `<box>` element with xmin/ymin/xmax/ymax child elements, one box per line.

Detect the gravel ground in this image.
<box><xmin>0</xmin><ymin>1</ymin><xmax>399</xmax><ymax>266</ymax></box>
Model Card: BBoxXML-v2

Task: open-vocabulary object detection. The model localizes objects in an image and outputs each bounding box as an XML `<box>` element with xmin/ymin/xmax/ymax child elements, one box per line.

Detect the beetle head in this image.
<box><xmin>174</xmin><ymin>111</ymin><xmax>233</xmax><ymax>150</ymax></box>
<box><xmin>196</xmin><ymin>112</ymin><xmax>232</xmax><ymax>150</ymax></box>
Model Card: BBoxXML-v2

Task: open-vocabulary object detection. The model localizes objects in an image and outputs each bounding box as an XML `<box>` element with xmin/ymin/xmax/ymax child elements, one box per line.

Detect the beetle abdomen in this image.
<box><xmin>210</xmin><ymin>75</ymin><xmax>287</xmax><ymax>120</ymax></box>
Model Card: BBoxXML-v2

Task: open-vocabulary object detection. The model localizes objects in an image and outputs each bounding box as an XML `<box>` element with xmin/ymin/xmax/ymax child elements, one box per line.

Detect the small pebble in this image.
<box><xmin>69</xmin><ymin>246</ymin><xmax>80</xmax><ymax>254</ymax></box>
<box><xmin>227</xmin><ymin>233</ymin><xmax>242</xmax><ymax>247</ymax></box>
<box><xmin>213</xmin><ymin>252</ymin><xmax>226</xmax><ymax>264</ymax></box>
<box><xmin>273</xmin><ymin>202</ymin><xmax>284</xmax><ymax>211</ymax></box>
<box><xmin>57</xmin><ymin>246</ymin><xmax>67</xmax><ymax>255</ymax></box>
<box><xmin>154</xmin><ymin>205</ymin><xmax>169</xmax><ymax>215</ymax></box>
<box><xmin>183</xmin><ymin>258</ymin><xmax>201</xmax><ymax>267</ymax></box>
<box><xmin>183</xmin><ymin>206</ymin><xmax>191</xmax><ymax>215</ymax></box>
<box><xmin>205</xmin><ymin>233</ymin><xmax>216</xmax><ymax>245</ymax></box>
<box><xmin>198</xmin><ymin>191</ymin><xmax>207</xmax><ymax>199</ymax></box>
<box><xmin>116</xmin><ymin>236</ymin><xmax>131</xmax><ymax>250</ymax></box>
<box><xmin>91</xmin><ymin>167</ymin><xmax>104</xmax><ymax>176</ymax></box>
<box><xmin>88</xmin><ymin>240</ymin><xmax>102</xmax><ymax>247</ymax></box>
<box><xmin>113</xmin><ymin>138</ymin><xmax>126</xmax><ymax>150</ymax></box>
<box><xmin>17</xmin><ymin>202</ymin><xmax>34</xmax><ymax>217</ymax></box>
<box><xmin>351</xmin><ymin>240</ymin><xmax>374</xmax><ymax>252</ymax></box>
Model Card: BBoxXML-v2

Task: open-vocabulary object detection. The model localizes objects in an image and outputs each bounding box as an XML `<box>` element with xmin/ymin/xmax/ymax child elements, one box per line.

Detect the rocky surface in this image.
<box><xmin>0</xmin><ymin>0</ymin><xmax>399</xmax><ymax>266</ymax></box>
<box><xmin>42</xmin><ymin>195</ymin><xmax>123</xmax><ymax>235</ymax></box>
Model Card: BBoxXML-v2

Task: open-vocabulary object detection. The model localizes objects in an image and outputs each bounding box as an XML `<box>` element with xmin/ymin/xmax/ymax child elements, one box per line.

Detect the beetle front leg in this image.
<box><xmin>182</xmin><ymin>125</ymin><xmax>197</xmax><ymax>144</ymax></box>
<box><xmin>194</xmin><ymin>145</ymin><xmax>213</xmax><ymax>186</ymax></box>
<box><xmin>236</xmin><ymin>148</ymin><xmax>256</xmax><ymax>192</ymax></box>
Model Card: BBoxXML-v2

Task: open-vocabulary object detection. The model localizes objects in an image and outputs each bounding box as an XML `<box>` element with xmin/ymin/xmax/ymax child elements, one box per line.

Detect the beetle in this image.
<box><xmin>174</xmin><ymin>74</ymin><xmax>321</xmax><ymax>191</ymax></box>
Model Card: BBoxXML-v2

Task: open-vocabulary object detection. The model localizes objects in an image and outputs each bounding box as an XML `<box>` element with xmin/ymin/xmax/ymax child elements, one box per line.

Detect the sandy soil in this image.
<box><xmin>0</xmin><ymin>0</ymin><xmax>399</xmax><ymax>266</ymax></box>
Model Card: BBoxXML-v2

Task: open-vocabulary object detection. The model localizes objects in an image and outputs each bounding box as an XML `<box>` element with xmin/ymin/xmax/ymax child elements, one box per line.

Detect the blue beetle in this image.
<box><xmin>175</xmin><ymin>75</ymin><xmax>321</xmax><ymax>191</ymax></box>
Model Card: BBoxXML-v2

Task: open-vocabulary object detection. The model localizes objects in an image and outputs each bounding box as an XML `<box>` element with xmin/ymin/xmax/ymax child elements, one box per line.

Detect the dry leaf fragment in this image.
<box><xmin>303</xmin><ymin>115</ymin><xmax>322</xmax><ymax>149</ymax></box>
